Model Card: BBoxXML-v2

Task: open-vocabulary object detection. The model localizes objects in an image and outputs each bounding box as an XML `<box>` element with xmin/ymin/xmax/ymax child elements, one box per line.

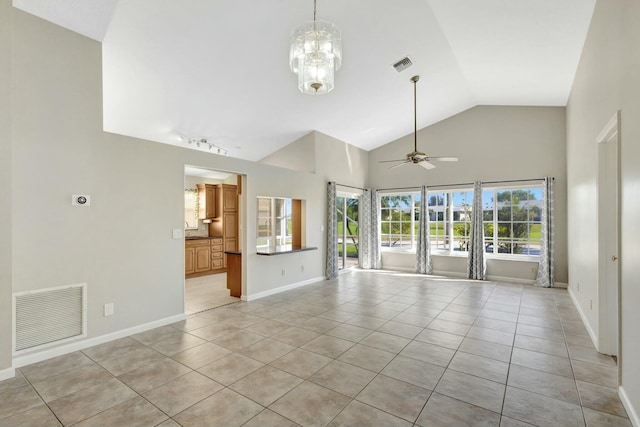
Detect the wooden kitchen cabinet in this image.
<box><xmin>209</xmin><ymin>184</ymin><xmax>238</xmax><ymax>268</ymax></box>
<box><xmin>194</xmin><ymin>245</ymin><xmax>210</xmax><ymax>272</ymax></box>
<box><xmin>185</xmin><ymin>247</ymin><xmax>195</xmax><ymax>275</ymax></box>
<box><xmin>197</xmin><ymin>183</ymin><xmax>216</xmax><ymax>219</ymax></box>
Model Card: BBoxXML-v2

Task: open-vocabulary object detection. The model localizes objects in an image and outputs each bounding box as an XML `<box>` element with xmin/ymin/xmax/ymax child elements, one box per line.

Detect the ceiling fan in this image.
<box><xmin>381</xmin><ymin>75</ymin><xmax>458</xmax><ymax>170</ymax></box>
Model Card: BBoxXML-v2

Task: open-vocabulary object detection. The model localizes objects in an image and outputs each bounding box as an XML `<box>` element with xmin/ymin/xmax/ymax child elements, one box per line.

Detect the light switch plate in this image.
<box><xmin>172</xmin><ymin>229</ymin><xmax>183</xmax><ymax>239</ymax></box>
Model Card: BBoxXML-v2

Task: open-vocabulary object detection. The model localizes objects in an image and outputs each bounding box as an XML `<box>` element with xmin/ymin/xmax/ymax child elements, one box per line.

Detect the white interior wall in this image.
<box><xmin>368</xmin><ymin>106</ymin><xmax>567</xmax><ymax>283</ymax></box>
<box><xmin>0</xmin><ymin>0</ymin><xmax>14</xmax><ymax>377</ymax></box>
<box><xmin>566</xmin><ymin>0</ymin><xmax>640</xmax><ymax>422</ymax></box>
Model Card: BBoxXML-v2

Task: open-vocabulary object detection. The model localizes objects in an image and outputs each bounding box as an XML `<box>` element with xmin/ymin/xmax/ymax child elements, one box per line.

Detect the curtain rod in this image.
<box><xmin>380</xmin><ymin>177</ymin><xmax>553</xmax><ymax>192</ymax></box>
<box><xmin>335</xmin><ymin>183</ymin><xmax>366</xmax><ymax>191</ymax></box>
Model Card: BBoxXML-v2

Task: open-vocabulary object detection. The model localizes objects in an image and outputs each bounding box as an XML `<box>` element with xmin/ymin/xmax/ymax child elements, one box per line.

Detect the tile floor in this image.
<box><xmin>0</xmin><ymin>271</ymin><xmax>632</xmax><ymax>426</ymax></box>
<box><xmin>185</xmin><ymin>273</ymin><xmax>239</xmax><ymax>315</ymax></box>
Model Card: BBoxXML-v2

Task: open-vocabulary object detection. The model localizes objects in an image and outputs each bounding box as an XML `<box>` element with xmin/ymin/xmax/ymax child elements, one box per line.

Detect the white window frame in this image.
<box><xmin>379</xmin><ymin>192</ymin><xmax>420</xmax><ymax>252</ymax></box>
<box><xmin>427</xmin><ymin>188</ymin><xmax>473</xmax><ymax>256</ymax></box>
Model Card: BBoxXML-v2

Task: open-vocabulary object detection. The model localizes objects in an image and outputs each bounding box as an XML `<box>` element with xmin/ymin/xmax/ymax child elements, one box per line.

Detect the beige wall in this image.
<box><xmin>368</xmin><ymin>106</ymin><xmax>568</xmax><ymax>283</ymax></box>
<box><xmin>259</xmin><ymin>132</ymin><xmax>316</xmax><ymax>174</ymax></box>
<box><xmin>7</xmin><ymin>8</ymin><xmax>328</xmax><ymax>363</ymax></box>
<box><xmin>0</xmin><ymin>0</ymin><xmax>14</xmax><ymax>375</ymax></box>
<box><xmin>567</xmin><ymin>0</ymin><xmax>640</xmax><ymax>419</ymax></box>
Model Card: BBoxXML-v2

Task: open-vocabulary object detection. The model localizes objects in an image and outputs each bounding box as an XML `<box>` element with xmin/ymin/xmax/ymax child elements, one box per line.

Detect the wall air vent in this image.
<box><xmin>14</xmin><ymin>284</ymin><xmax>86</xmax><ymax>354</ymax></box>
<box><xmin>392</xmin><ymin>56</ymin><xmax>413</xmax><ymax>72</ymax></box>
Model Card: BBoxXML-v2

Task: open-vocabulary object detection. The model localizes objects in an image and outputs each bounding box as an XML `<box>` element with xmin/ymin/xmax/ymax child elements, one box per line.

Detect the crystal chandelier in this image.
<box><xmin>289</xmin><ymin>0</ymin><xmax>342</xmax><ymax>94</ymax></box>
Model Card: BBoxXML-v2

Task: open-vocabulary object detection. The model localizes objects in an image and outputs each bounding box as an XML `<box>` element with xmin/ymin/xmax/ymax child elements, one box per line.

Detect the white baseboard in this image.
<box><xmin>242</xmin><ymin>276</ymin><xmax>324</xmax><ymax>301</ymax></box>
<box><xmin>0</xmin><ymin>366</ymin><xmax>15</xmax><ymax>381</ymax></box>
<box><xmin>13</xmin><ymin>313</ymin><xmax>186</xmax><ymax>368</ymax></box>
<box><xmin>619</xmin><ymin>386</ymin><xmax>640</xmax><ymax>427</ymax></box>
<box><xmin>567</xmin><ymin>286</ymin><xmax>598</xmax><ymax>349</ymax></box>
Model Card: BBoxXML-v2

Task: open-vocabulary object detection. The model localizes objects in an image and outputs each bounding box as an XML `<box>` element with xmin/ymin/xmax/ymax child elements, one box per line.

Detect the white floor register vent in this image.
<box><xmin>13</xmin><ymin>283</ymin><xmax>86</xmax><ymax>354</ymax></box>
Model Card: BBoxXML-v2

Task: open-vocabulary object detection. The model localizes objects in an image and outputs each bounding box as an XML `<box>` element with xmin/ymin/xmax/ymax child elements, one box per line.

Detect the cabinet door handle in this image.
<box><xmin>612</xmin><ymin>255</ymin><xmax>619</xmax><ymax>261</ymax></box>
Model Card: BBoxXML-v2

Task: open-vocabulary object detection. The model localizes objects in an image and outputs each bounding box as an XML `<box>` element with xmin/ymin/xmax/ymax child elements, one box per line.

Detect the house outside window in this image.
<box><xmin>380</xmin><ymin>193</ymin><xmax>420</xmax><ymax>250</ymax></box>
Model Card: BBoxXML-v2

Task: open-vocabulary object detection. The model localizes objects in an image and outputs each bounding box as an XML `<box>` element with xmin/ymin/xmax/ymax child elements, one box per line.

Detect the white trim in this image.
<box><xmin>0</xmin><ymin>366</ymin><xmax>16</xmax><ymax>382</ymax></box>
<box><xmin>596</xmin><ymin>111</ymin><xmax>620</xmax><ymax>144</ymax></box>
<box><xmin>567</xmin><ymin>286</ymin><xmax>598</xmax><ymax>349</ymax></box>
<box><xmin>242</xmin><ymin>276</ymin><xmax>325</xmax><ymax>301</ymax></box>
<box><xmin>13</xmin><ymin>313</ymin><xmax>186</xmax><ymax>368</ymax></box>
<box><xmin>619</xmin><ymin>386</ymin><xmax>640</xmax><ymax>427</ymax></box>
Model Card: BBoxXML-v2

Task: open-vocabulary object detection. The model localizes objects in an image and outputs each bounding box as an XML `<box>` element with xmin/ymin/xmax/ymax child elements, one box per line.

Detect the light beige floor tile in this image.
<box><xmin>449</xmin><ymin>351</ymin><xmax>509</xmax><ymax>384</ymax></box>
<box><xmin>499</xmin><ymin>415</ymin><xmax>535</xmax><ymax>427</ymax></box>
<box><xmin>427</xmin><ymin>319</ymin><xmax>472</xmax><ymax>336</ymax></box>
<box><xmin>143</xmin><ymin>371</ymin><xmax>223</xmax><ymax>416</ymax></box>
<box><xmin>359</xmin><ymin>331</ymin><xmax>410</xmax><ymax>353</ymax></box>
<box><xmin>243</xmin><ymin>409</ymin><xmax>300</xmax><ymax>427</ymax></box>
<box><xmin>156</xmin><ymin>419</ymin><xmax>181</xmax><ymax>427</ymax></box>
<box><xmin>47</xmin><ymin>377</ymin><xmax>137</xmax><ymax>426</ymax></box>
<box><xmin>230</xmin><ymin>365</ymin><xmax>303</xmax><ymax>406</ymax></box>
<box><xmin>502</xmin><ymin>386</ymin><xmax>585</xmax><ymax>427</ymax></box>
<box><xmin>507</xmin><ymin>364</ymin><xmax>580</xmax><ymax>405</ymax></box>
<box><xmin>568</xmin><ymin>343</ymin><xmax>618</xmax><ymax>367</ymax></box>
<box><xmin>302</xmin><ymin>335</ymin><xmax>355</xmax><ymax>358</ymax></box>
<box><xmin>511</xmin><ymin>348</ymin><xmax>573</xmax><ymax>378</ymax></box>
<box><xmin>299</xmin><ymin>317</ymin><xmax>342</xmax><ymax>333</ymax></box>
<box><xmin>171</xmin><ymin>341</ymin><xmax>233</xmax><ymax>369</ymax></box>
<box><xmin>197</xmin><ymin>353</ymin><xmax>264</xmax><ymax>385</ymax></box>
<box><xmin>147</xmin><ymin>331</ymin><xmax>207</xmax><ymax>356</ymax></box>
<box><xmin>174</xmin><ymin>388</ymin><xmax>263</xmax><ymax>427</ymax></box>
<box><xmin>474</xmin><ymin>317</ymin><xmax>517</xmax><ymax>333</ymax></box>
<box><xmin>270</xmin><ymin>327</ymin><xmax>320</xmax><ymax>347</ymax></box>
<box><xmin>344</xmin><ymin>314</ymin><xmax>388</xmax><ymax>329</ymax></box>
<box><xmin>19</xmin><ymin>352</ymin><xmax>95</xmax><ymax>383</ymax></box>
<box><xmin>572</xmin><ymin>359</ymin><xmax>618</xmax><ymax>388</ymax></box>
<box><xmin>0</xmin><ymin>403</ymin><xmax>61</xmax><ymax>427</ymax></box>
<box><xmin>516</xmin><ymin>323</ymin><xmax>565</xmax><ymax>343</ymax></box>
<box><xmin>328</xmin><ymin>400</ymin><xmax>412</xmax><ymax>427</ymax></box>
<box><xmin>117</xmin><ymin>357</ymin><xmax>191</xmax><ymax>393</ymax></box>
<box><xmin>435</xmin><ymin>370</ymin><xmax>505</xmax><ymax>413</ymax></box>
<box><xmin>376</xmin><ymin>321</ymin><xmax>423</xmax><ymax>339</ymax></box>
<box><xmin>98</xmin><ymin>346</ymin><xmax>165</xmax><ymax>376</ymax></box>
<box><xmin>243</xmin><ymin>319</ymin><xmax>292</xmax><ymax>337</ymax></box>
<box><xmin>72</xmin><ymin>396</ymin><xmax>168</xmax><ymax>427</ymax></box>
<box><xmin>326</xmin><ymin>323</ymin><xmax>373</xmax><ymax>342</ymax></box>
<box><xmin>583</xmin><ymin>407</ymin><xmax>632</xmax><ymax>427</ymax></box>
<box><xmin>414</xmin><ymin>328</ymin><xmax>464</xmax><ymax>349</ymax></box>
<box><xmin>188</xmin><ymin>322</ymin><xmax>240</xmax><ymax>340</ymax></box>
<box><xmin>271</xmin><ymin>348</ymin><xmax>332</xmax><ymax>379</ymax></box>
<box><xmin>337</xmin><ymin>343</ymin><xmax>396</xmax><ymax>372</ymax></box>
<box><xmin>467</xmin><ymin>326</ymin><xmax>514</xmax><ymax>346</ymax></box>
<box><xmin>270</xmin><ymin>381</ymin><xmax>351</xmax><ymax>427</ymax></box>
<box><xmin>381</xmin><ymin>355</ymin><xmax>444</xmax><ymax>390</ymax></box>
<box><xmin>577</xmin><ymin>380</ymin><xmax>628</xmax><ymax>417</ymax></box>
<box><xmin>458</xmin><ymin>337</ymin><xmax>512</xmax><ymax>362</ymax></box>
<box><xmin>400</xmin><ymin>341</ymin><xmax>455</xmax><ymax>367</ymax></box>
<box><xmin>32</xmin><ymin>363</ymin><xmax>112</xmax><ymax>402</ymax></box>
<box><xmin>0</xmin><ymin>370</ymin><xmax>28</xmax><ymax>394</ymax></box>
<box><xmin>356</xmin><ymin>374</ymin><xmax>431</xmax><ymax>422</ymax></box>
<box><xmin>513</xmin><ymin>334</ymin><xmax>568</xmax><ymax>358</ymax></box>
<box><xmin>81</xmin><ymin>337</ymin><xmax>146</xmax><ymax>362</ymax></box>
<box><xmin>391</xmin><ymin>312</ymin><xmax>434</xmax><ymax>327</ymax></box>
<box><xmin>0</xmin><ymin>385</ymin><xmax>44</xmax><ymax>420</ymax></box>
<box><xmin>436</xmin><ymin>310</ymin><xmax>477</xmax><ymax>325</ymax></box>
<box><xmin>239</xmin><ymin>338</ymin><xmax>296</xmax><ymax>364</ymax></box>
<box><xmin>309</xmin><ymin>360</ymin><xmax>376</xmax><ymax>397</ymax></box>
<box><xmin>210</xmin><ymin>328</ymin><xmax>265</xmax><ymax>350</ymax></box>
<box><xmin>416</xmin><ymin>392</ymin><xmax>501</xmax><ymax>427</ymax></box>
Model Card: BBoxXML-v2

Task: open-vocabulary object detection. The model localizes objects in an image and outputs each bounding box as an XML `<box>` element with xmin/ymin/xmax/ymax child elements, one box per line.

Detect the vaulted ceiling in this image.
<box><xmin>13</xmin><ymin>0</ymin><xmax>595</xmax><ymax>161</ymax></box>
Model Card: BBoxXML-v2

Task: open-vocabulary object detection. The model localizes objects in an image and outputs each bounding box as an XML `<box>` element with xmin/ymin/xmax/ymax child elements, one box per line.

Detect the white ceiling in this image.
<box><xmin>14</xmin><ymin>0</ymin><xmax>595</xmax><ymax>162</ymax></box>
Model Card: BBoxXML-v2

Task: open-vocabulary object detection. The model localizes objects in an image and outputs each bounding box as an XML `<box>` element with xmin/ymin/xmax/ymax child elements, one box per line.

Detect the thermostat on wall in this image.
<box><xmin>72</xmin><ymin>194</ymin><xmax>91</xmax><ymax>206</ymax></box>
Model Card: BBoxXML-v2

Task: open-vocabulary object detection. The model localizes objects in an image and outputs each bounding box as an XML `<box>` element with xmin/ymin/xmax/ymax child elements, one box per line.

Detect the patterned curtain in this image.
<box><xmin>467</xmin><ymin>181</ymin><xmax>486</xmax><ymax>280</ymax></box>
<box><xmin>359</xmin><ymin>189</ymin><xmax>381</xmax><ymax>269</ymax></box>
<box><xmin>535</xmin><ymin>177</ymin><xmax>555</xmax><ymax>287</ymax></box>
<box><xmin>326</xmin><ymin>182</ymin><xmax>339</xmax><ymax>279</ymax></box>
<box><xmin>416</xmin><ymin>185</ymin><xmax>433</xmax><ymax>274</ymax></box>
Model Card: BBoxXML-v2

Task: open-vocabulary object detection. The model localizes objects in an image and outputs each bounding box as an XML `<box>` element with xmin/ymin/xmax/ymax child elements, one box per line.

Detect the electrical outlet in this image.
<box><xmin>104</xmin><ymin>303</ymin><xmax>114</xmax><ymax>317</ymax></box>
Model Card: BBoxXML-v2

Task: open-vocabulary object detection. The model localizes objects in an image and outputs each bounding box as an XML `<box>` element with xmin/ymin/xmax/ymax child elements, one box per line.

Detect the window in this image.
<box><xmin>380</xmin><ymin>193</ymin><xmax>420</xmax><ymax>250</ymax></box>
<box><xmin>256</xmin><ymin>197</ymin><xmax>292</xmax><ymax>250</ymax></box>
<box><xmin>337</xmin><ymin>194</ymin><xmax>359</xmax><ymax>269</ymax></box>
<box><xmin>483</xmin><ymin>187</ymin><xmax>542</xmax><ymax>256</ymax></box>
<box><xmin>427</xmin><ymin>190</ymin><xmax>472</xmax><ymax>254</ymax></box>
<box><xmin>184</xmin><ymin>189</ymin><xmax>199</xmax><ymax>229</ymax></box>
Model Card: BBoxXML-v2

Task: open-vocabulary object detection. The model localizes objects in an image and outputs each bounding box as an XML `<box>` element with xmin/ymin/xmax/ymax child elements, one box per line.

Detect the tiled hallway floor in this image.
<box><xmin>0</xmin><ymin>271</ymin><xmax>631</xmax><ymax>426</ymax></box>
<box><xmin>185</xmin><ymin>273</ymin><xmax>239</xmax><ymax>315</ymax></box>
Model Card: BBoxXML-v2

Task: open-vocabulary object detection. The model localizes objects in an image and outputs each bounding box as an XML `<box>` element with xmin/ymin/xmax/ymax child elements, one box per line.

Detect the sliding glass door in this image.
<box><xmin>336</xmin><ymin>194</ymin><xmax>359</xmax><ymax>270</ymax></box>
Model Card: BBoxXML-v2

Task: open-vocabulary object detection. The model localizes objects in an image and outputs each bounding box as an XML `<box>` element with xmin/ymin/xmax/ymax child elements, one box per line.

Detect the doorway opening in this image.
<box><xmin>337</xmin><ymin>193</ymin><xmax>360</xmax><ymax>270</ymax></box>
<box><xmin>183</xmin><ymin>166</ymin><xmax>243</xmax><ymax>315</ymax></box>
<box><xmin>596</xmin><ymin>111</ymin><xmax>621</xmax><ymax>375</ymax></box>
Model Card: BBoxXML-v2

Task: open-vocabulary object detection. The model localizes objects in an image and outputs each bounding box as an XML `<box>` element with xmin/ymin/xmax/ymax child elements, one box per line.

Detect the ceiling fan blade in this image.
<box><xmin>419</xmin><ymin>160</ymin><xmax>436</xmax><ymax>170</ymax></box>
<box><xmin>389</xmin><ymin>160</ymin><xmax>411</xmax><ymax>170</ymax></box>
<box><xmin>379</xmin><ymin>159</ymin><xmax>410</xmax><ymax>163</ymax></box>
<box><xmin>430</xmin><ymin>156</ymin><xmax>458</xmax><ymax>162</ymax></box>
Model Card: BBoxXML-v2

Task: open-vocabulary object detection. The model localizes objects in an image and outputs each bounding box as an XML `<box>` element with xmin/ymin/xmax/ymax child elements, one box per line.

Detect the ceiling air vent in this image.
<box><xmin>392</xmin><ymin>56</ymin><xmax>413</xmax><ymax>72</ymax></box>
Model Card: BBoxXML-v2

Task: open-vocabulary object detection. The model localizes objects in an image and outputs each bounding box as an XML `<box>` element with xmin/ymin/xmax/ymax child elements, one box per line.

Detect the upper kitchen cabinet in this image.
<box><xmin>197</xmin><ymin>183</ymin><xmax>216</xmax><ymax>219</ymax></box>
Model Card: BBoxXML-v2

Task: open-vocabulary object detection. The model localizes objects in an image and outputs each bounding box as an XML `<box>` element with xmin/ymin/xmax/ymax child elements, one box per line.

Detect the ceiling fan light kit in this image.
<box><xmin>289</xmin><ymin>0</ymin><xmax>342</xmax><ymax>95</ymax></box>
<box><xmin>381</xmin><ymin>75</ymin><xmax>459</xmax><ymax>170</ymax></box>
